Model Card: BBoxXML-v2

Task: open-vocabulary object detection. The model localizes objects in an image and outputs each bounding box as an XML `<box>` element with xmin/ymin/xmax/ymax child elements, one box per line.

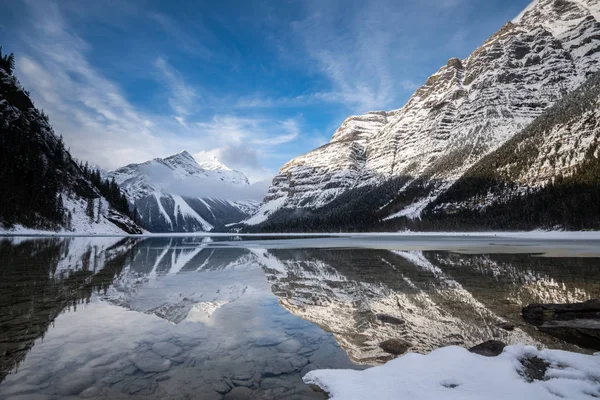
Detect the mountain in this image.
<box><xmin>108</xmin><ymin>152</ymin><xmax>260</xmax><ymax>232</ymax></box>
<box><xmin>246</xmin><ymin>0</ymin><xmax>600</xmax><ymax>231</ymax></box>
<box><xmin>415</xmin><ymin>68</ymin><xmax>600</xmax><ymax>231</ymax></box>
<box><xmin>0</xmin><ymin>54</ymin><xmax>143</xmax><ymax>234</ymax></box>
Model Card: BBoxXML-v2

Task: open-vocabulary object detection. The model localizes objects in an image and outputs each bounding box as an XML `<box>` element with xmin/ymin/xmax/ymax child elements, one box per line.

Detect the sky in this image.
<box><xmin>0</xmin><ymin>0</ymin><xmax>531</xmax><ymax>183</ymax></box>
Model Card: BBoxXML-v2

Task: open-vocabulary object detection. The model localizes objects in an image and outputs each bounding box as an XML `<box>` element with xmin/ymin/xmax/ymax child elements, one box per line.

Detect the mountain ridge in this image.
<box><xmin>108</xmin><ymin>151</ymin><xmax>259</xmax><ymax>232</ymax></box>
<box><xmin>245</xmin><ymin>0</ymin><xmax>600</xmax><ymax>231</ymax></box>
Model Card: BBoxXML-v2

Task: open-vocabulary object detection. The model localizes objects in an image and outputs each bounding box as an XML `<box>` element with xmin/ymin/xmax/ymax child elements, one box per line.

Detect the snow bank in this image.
<box><xmin>304</xmin><ymin>344</ymin><xmax>600</xmax><ymax>400</ymax></box>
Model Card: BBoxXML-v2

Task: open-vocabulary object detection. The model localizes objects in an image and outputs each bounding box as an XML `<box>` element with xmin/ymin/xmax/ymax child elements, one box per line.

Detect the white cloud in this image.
<box><xmin>11</xmin><ymin>0</ymin><xmax>302</xmax><ymax>185</ymax></box>
<box><xmin>195</xmin><ymin>115</ymin><xmax>302</xmax><ymax>148</ymax></box>
<box><xmin>280</xmin><ymin>0</ymin><xmax>413</xmax><ymax>113</ymax></box>
<box><xmin>154</xmin><ymin>56</ymin><xmax>199</xmax><ymax>124</ymax></box>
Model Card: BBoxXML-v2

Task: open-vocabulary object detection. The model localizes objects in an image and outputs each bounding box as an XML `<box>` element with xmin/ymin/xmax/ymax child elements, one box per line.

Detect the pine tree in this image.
<box><xmin>0</xmin><ymin>46</ymin><xmax>15</xmax><ymax>75</ymax></box>
<box><xmin>86</xmin><ymin>198</ymin><xmax>95</xmax><ymax>223</ymax></box>
<box><xmin>96</xmin><ymin>199</ymin><xmax>102</xmax><ymax>223</ymax></box>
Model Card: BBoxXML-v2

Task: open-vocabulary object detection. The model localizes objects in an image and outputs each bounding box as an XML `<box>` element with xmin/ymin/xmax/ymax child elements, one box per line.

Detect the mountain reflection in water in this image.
<box><xmin>0</xmin><ymin>236</ymin><xmax>599</xmax><ymax>399</ymax></box>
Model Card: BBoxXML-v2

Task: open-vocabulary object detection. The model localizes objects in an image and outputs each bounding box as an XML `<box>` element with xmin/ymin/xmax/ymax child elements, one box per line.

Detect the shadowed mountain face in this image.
<box><xmin>1</xmin><ymin>237</ymin><xmax>599</xmax><ymax>394</ymax></box>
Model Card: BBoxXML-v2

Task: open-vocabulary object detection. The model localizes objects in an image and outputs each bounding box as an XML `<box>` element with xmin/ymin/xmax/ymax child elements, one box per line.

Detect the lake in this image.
<box><xmin>1</xmin><ymin>234</ymin><xmax>599</xmax><ymax>399</ymax></box>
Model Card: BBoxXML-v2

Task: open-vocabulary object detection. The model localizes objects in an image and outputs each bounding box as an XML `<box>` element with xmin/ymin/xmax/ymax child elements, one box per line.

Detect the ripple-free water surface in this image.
<box><xmin>1</xmin><ymin>235</ymin><xmax>599</xmax><ymax>399</ymax></box>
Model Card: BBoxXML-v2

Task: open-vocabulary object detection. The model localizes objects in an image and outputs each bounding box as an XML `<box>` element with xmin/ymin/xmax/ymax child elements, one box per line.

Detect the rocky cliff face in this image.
<box><xmin>108</xmin><ymin>152</ymin><xmax>259</xmax><ymax>232</ymax></box>
<box><xmin>420</xmin><ymin>68</ymin><xmax>600</xmax><ymax>230</ymax></box>
<box><xmin>248</xmin><ymin>0</ymin><xmax>600</xmax><ymax>227</ymax></box>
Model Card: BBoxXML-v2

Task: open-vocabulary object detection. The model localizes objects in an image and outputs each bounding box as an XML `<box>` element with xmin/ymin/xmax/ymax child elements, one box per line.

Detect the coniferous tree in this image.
<box><xmin>0</xmin><ymin>46</ymin><xmax>15</xmax><ymax>75</ymax></box>
<box><xmin>86</xmin><ymin>198</ymin><xmax>95</xmax><ymax>223</ymax></box>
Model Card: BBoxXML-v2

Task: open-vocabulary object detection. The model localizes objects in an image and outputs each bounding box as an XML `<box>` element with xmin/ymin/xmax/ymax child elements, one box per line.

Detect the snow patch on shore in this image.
<box><xmin>304</xmin><ymin>344</ymin><xmax>600</xmax><ymax>400</ymax></box>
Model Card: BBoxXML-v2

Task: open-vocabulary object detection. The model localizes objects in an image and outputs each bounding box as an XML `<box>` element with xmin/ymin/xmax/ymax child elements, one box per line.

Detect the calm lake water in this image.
<box><xmin>1</xmin><ymin>234</ymin><xmax>599</xmax><ymax>399</ymax></box>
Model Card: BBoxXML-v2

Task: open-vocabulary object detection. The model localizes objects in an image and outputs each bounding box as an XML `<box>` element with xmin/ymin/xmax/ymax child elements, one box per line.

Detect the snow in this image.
<box><xmin>171</xmin><ymin>194</ymin><xmax>213</xmax><ymax>231</ymax></box>
<box><xmin>243</xmin><ymin>195</ymin><xmax>287</xmax><ymax>226</ymax></box>
<box><xmin>154</xmin><ymin>193</ymin><xmax>173</xmax><ymax>229</ymax></box>
<box><xmin>0</xmin><ymin>194</ymin><xmax>143</xmax><ymax>236</ymax></box>
<box><xmin>108</xmin><ymin>151</ymin><xmax>260</xmax><ymax>232</ymax></box>
<box><xmin>304</xmin><ymin>344</ymin><xmax>600</xmax><ymax>400</ymax></box>
<box><xmin>512</xmin><ymin>0</ymin><xmax>540</xmax><ymax>23</ymax></box>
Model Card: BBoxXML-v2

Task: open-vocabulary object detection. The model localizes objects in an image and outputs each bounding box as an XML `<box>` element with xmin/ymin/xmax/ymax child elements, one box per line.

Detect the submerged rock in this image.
<box><xmin>496</xmin><ymin>322</ymin><xmax>515</xmax><ymax>331</ymax></box>
<box><xmin>56</xmin><ymin>375</ymin><xmax>96</xmax><ymax>396</ymax></box>
<box><xmin>263</xmin><ymin>358</ymin><xmax>296</xmax><ymax>377</ymax></box>
<box><xmin>468</xmin><ymin>340</ymin><xmax>507</xmax><ymax>357</ymax></box>
<box><xmin>224</xmin><ymin>387</ymin><xmax>253</xmax><ymax>399</ymax></box>
<box><xmin>379</xmin><ymin>339</ymin><xmax>411</xmax><ymax>355</ymax></box>
<box><xmin>275</xmin><ymin>339</ymin><xmax>302</xmax><ymax>353</ymax></box>
<box><xmin>79</xmin><ymin>386</ymin><xmax>103</xmax><ymax>398</ymax></box>
<box><xmin>130</xmin><ymin>352</ymin><xmax>171</xmax><ymax>373</ymax></box>
<box><xmin>376</xmin><ymin>314</ymin><xmax>405</xmax><ymax>325</ymax></box>
<box><xmin>522</xmin><ymin>299</ymin><xmax>600</xmax><ymax>325</ymax></box>
<box><xmin>522</xmin><ymin>299</ymin><xmax>600</xmax><ymax>350</ymax></box>
<box><xmin>152</xmin><ymin>341</ymin><xmax>182</xmax><ymax>358</ymax></box>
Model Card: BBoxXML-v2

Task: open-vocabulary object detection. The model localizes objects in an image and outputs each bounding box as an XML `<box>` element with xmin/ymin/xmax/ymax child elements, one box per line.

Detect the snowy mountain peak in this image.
<box><xmin>165</xmin><ymin>150</ymin><xmax>196</xmax><ymax>164</ymax></box>
<box><xmin>513</xmin><ymin>0</ymin><xmax>600</xmax><ymax>35</ymax></box>
<box><xmin>108</xmin><ymin>151</ymin><xmax>257</xmax><ymax>232</ymax></box>
<box><xmin>197</xmin><ymin>155</ymin><xmax>233</xmax><ymax>171</ymax></box>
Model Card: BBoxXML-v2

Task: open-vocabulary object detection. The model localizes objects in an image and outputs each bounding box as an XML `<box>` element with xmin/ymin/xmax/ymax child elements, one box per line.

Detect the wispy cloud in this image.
<box><xmin>11</xmin><ymin>0</ymin><xmax>304</xmax><ymax>183</ymax></box>
<box><xmin>277</xmin><ymin>0</ymin><xmax>413</xmax><ymax>112</ymax></box>
<box><xmin>154</xmin><ymin>56</ymin><xmax>199</xmax><ymax>125</ymax></box>
<box><xmin>148</xmin><ymin>12</ymin><xmax>215</xmax><ymax>59</ymax></box>
<box><xmin>195</xmin><ymin>115</ymin><xmax>301</xmax><ymax>147</ymax></box>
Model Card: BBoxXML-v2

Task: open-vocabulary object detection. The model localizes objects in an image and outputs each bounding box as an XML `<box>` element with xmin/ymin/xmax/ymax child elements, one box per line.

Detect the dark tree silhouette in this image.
<box><xmin>0</xmin><ymin>46</ymin><xmax>15</xmax><ymax>75</ymax></box>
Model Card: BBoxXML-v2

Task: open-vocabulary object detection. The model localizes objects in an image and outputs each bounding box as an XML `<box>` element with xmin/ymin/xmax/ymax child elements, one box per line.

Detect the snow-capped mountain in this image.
<box><xmin>0</xmin><ymin>63</ymin><xmax>143</xmax><ymax>234</ymax></box>
<box><xmin>247</xmin><ymin>0</ymin><xmax>600</xmax><ymax>228</ymax></box>
<box><xmin>419</xmin><ymin>68</ymin><xmax>600</xmax><ymax>230</ymax></box>
<box><xmin>108</xmin><ymin>151</ymin><xmax>259</xmax><ymax>232</ymax></box>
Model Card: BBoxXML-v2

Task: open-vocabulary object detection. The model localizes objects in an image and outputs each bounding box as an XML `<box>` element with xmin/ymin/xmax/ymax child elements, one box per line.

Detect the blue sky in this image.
<box><xmin>0</xmin><ymin>0</ymin><xmax>530</xmax><ymax>182</ymax></box>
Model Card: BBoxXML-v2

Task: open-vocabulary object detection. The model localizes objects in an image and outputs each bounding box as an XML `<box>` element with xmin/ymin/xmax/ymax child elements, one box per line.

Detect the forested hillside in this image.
<box><xmin>0</xmin><ymin>46</ymin><xmax>142</xmax><ymax>233</ymax></box>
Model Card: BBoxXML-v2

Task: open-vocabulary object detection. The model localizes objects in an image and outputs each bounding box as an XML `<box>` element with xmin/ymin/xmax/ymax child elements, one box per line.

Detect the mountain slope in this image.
<box><xmin>108</xmin><ymin>152</ymin><xmax>259</xmax><ymax>232</ymax></box>
<box><xmin>247</xmin><ymin>0</ymin><xmax>600</xmax><ymax>230</ymax></box>
<box><xmin>0</xmin><ymin>57</ymin><xmax>143</xmax><ymax>234</ymax></box>
<box><xmin>417</xmin><ymin>68</ymin><xmax>600</xmax><ymax>230</ymax></box>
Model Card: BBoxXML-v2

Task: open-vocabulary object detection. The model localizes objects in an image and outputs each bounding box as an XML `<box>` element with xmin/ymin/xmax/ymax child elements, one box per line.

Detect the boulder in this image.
<box><xmin>519</xmin><ymin>356</ymin><xmax>550</xmax><ymax>382</ymax></box>
<box><xmin>468</xmin><ymin>340</ymin><xmax>506</xmax><ymax>357</ymax></box>
<box><xmin>379</xmin><ymin>339</ymin><xmax>411</xmax><ymax>355</ymax></box>
<box><xmin>522</xmin><ymin>299</ymin><xmax>600</xmax><ymax>325</ymax></box>
<box><xmin>522</xmin><ymin>299</ymin><xmax>600</xmax><ymax>350</ymax></box>
<box><xmin>376</xmin><ymin>314</ymin><xmax>405</xmax><ymax>325</ymax></box>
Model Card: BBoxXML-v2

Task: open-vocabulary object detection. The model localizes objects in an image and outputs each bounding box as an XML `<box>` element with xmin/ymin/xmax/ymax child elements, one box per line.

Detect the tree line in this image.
<box><xmin>0</xmin><ymin>45</ymin><xmax>139</xmax><ymax>230</ymax></box>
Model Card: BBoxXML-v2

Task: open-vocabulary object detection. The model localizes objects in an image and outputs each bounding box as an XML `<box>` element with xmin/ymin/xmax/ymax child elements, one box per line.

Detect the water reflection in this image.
<box><xmin>0</xmin><ymin>237</ymin><xmax>599</xmax><ymax>399</ymax></box>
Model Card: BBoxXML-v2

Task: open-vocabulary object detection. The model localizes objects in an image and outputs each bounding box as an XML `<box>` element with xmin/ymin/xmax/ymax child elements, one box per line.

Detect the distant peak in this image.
<box><xmin>162</xmin><ymin>150</ymin><xmax>197</xmax><ymax>164</ymax></box>
<box><xmin>198</xmin><ymin>156</ymin><xmax>231</xmax><ymax>171</ymax></box>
